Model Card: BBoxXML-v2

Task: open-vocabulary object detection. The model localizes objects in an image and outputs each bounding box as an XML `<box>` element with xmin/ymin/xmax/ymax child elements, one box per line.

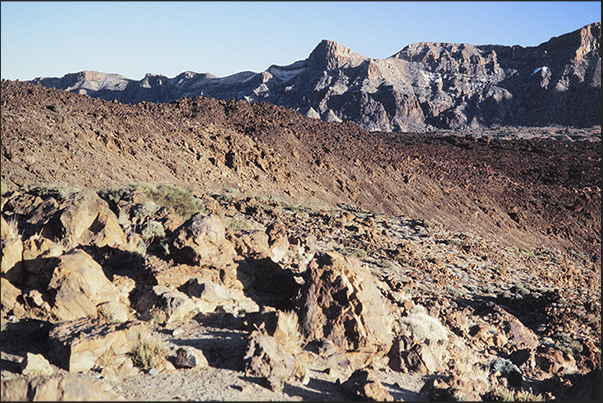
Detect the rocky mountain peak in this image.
<box><xmin>27</xmin><ymin>24</ymin><xmax>600</xmax><ymax>131</ymax></box>
<box><xmin>306</xmin><ymin>39</ymin><xmax>367</xmax><ymax>70</ymax></box>
<box><xmin>576</xmin><ymin>22</ymin><xmax>601</xmax><ymax>60</ymax></box>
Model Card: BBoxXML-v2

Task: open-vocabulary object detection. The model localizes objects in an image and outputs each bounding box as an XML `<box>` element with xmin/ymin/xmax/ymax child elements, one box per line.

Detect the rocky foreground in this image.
<box><xmin>1</xmin><ymin>181</ymin><xmax>600</xmax><ymax>401</ymax></box>
<box><xmin>1</xmin><ymin>77</ymin><xmax>601</xmax><ymax>400</ymax></box>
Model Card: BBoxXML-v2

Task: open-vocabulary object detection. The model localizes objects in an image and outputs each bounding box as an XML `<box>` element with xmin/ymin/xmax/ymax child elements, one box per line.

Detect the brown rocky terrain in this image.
<box><xmin>1</xmin><ymin>79</ymin><xmax>601</xmax><ymax>401</ymax></box>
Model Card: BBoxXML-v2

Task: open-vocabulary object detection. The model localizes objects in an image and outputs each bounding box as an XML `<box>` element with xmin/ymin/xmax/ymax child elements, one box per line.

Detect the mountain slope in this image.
<box><xmin>29</xmin><ymin>23</ymin><xmax>601</xmax><ymax>132</ymax></box>
<box><xmin>1</xmin><ymin>79</ymin><xmax>600</xmax><ymax>266</ymax></box>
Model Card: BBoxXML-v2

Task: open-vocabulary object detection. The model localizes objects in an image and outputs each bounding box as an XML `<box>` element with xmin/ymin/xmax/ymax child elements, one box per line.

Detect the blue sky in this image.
<box><xmin>1</xmin><ymin>1</ymin><xmax>600</xmax><ymax>81</ymax></box>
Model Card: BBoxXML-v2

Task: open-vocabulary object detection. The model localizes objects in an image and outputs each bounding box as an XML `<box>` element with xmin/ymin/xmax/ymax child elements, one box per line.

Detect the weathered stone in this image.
<box><xmin>20</xmin><ymin>352</ymin><xmax>54</xmax><ymax>376</ymax></box>
<box><xmin>135</xmin><ymin>285</ymin><xmax>198</xmax><ymax>327</ymax></box>
<box><xmin>491</xmin><ymin>304</ymin><xmax>539</xmax><ymax>350</ymax></box>
<box><xmin>48</xmin><ymin>317</ymin><xmax>148</xmax><ymax>372</ymax></box>
<box><xmin>53</xmin><ymin>189</ymin><xmax>127</xmax><ymax>249</ymax></box>
<box><xmin>22</xmin><ymin>234</ymin><xmax>63</xmax><ymax>275</ymax></box>
<box><xmin>174</xmin><ymin>346</ymin><xmax>208</xmax><ymax>369</ymax></box>
<box><xmin>1</xmin><ymin>376</ymin><xmax>123</xmax><ymax>401</ymax></box>
<box><xmin>1</xmin><ymin>276</ymin><xmax>22</xmax><ymax>315</ymax></box>
<box><xmin>1</xmin><ymin>237</ymin><xmax>24</xmax><ymax>285</ymax></box>
<box><xmin>45</xmin><ymin>249</ymin><xmax>122</xmax><ymax>321</ymax></box>
<box><xmin>341</xmin><ymin>369</ymin><xmax>394</xmax><ymax>401</ymax></box>
<box><xmin>244</xmin><ymin>330</ymin><xmax>302</xmax><ymax>386</ymax></box>
<box><xmin>171</xmin><ymin>213</ymin><xmax>236</xmax><ymax>268</ymax></box>
<box><xmin>179</xmin><ymin>278</ymin><xmax>259</xmax><ymax>315</ymax></box>
<box><xmin>298</xmin><ymin>251</ymin><xmax>394</xmax><ymax>370</ymax></box>
<box><xmin>227</xmin><ymin>229</ymin><xmax>271</xmax><ymax>259</ymax></box>
<box><xmin>387</xmin><ymin>335</ymin><xmax>415</xmax><ymax>372</ymax></box>
<box><xmin>535</xmin><ymin>345</ymin><xmax>578</xmax><ymax>376</ymax></box>
<box><xmin>405</xmin><ymin>343</ymin><xmax>439</xmax><ymax>374</ymax></box>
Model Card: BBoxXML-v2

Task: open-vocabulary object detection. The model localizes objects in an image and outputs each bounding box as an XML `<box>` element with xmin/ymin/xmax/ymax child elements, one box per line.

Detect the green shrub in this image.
<box><xmin>100</xmin><ymin>182</ymin><xmax>207</xmax><ymax>220</ymax></box>
<box><xmin>141</xmin><ymin>220</ymin><xmax>166</xmax><ymax>243</ymax></box>
<box><xmin>140</xmin><ymin>183</ymin><xmax>206</xmax><ymax>220</ymax></box>
<box><xmin>0</xmin><ymin>180</ymin><xmax>7</xmax><ymax>196</ymax></box>
<box><xmin>24</xmin><ymin>183</ymin><xmax>81</xmax><ymax>199</ymax></box>
<box><xmin>227</xmin><ymin>216</ymin><xmax>254</xmax><ymax>231</ymax></box>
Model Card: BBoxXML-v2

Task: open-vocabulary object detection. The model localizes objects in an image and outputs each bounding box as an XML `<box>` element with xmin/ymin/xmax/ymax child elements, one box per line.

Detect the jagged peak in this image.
<box><xmin>307</xmin><ymin>39</ymin><xmax>367</xmax><ymax>70</ymax></box>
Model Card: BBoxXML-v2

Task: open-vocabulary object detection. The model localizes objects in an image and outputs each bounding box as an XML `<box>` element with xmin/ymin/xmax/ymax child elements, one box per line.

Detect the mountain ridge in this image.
<box><xmin>28</xmin><ymin>22</ymin><xmax>600</xmax><ymax>131</ymax></box>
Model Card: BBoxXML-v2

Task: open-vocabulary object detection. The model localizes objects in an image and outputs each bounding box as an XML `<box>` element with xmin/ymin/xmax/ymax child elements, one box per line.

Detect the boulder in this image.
<box><xmin>174</xmin><ymin>346</ymin><xmax>208</xmax><ymax>369</ymax></box>
<box><xmin>44</xmin><ymin>249</ymin><xmax>123</xmax><ymax>321</ymax></box>
<box><xmin>341</xmin><ymin>369</ymin><xmax>394</xmax><ymax>401</ymax></box>
<box><xmin>1</xmin><ymin>277</ymin><xmax>23</xmax><ymax>316</ymax></box>
<box><xmin>179</xmin><ymin>278</ymin><xmax>259</xmax><ymax>315</ymax></box>
<box><xmin>52</xmin><ymin>189</ymin><xmax>127</xmax><ymax>249</ymax></box>
<box><xmin>244</xmin><ymin>330</ymin><xmax>303</xmax><ymax>389</ymax></box>
<box><xmin>405</xmin><ymin>343</ymin><xmax>439</xmax><ymax>374</ymax></box>
<box><xmin>1</xmin><ymin>376</ymin><xmax>123</xmax><ymax>401</ymax></box>
<box><xmin>135</xmin><ymin>285</ymin><xmax>198</xmax><ymax>327</ymax></box>
<box><xmin>227</xmin><ymin>229</ymin><xmax>271</xmax><ymax>259</ymax></box>
<box><xmin>22</xmin><ymin>235</ymin><xmax>63</xmax><ymax>275</ymax></box>
<box><xmin>298</xmin><ymin>251</ymin><xmax>394</xmax><ymax>370</ymax></box>
<box><xmin>20</xmin><ymin>352</ymin><xmax>54</xmax><ymax>376</ymax></box>
<box><xmin>171</xmin><ymin>213</ymin><xmax>236</xmax><ymax>268</ymax></box>
<box><xmin>535</xmin><ymin>345</ymin><xmax>578</xmax><ymax>376</ymax></box>
<box><xmin>1</xmin><ymin>237</ymin><xmax>24</xmax><ymax>285</ymax></box>
<box><xmin>48</xmin><ymin>318</ymin><xmax>148</xmax><ymax>372</ymax></box>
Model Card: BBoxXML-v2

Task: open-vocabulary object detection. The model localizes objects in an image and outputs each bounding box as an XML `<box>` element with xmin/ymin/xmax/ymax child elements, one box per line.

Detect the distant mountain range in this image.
<box><xmin>30</xmin><ymin>23</ymin><xmax>600</xmax><ymax>132</ymax></box>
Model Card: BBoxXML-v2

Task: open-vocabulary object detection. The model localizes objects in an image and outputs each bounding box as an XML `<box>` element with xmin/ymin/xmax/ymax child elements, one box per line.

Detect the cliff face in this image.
<box><xmin>30</xmin><ymin>23</ymin><xmax>601</xmax><ymax>132</ymax></box>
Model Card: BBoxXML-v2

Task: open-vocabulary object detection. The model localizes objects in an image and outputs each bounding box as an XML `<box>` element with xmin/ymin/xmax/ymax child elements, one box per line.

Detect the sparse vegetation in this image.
<box><xmin>227</xmin><ymin>216</ymin><xmax>254</xmax><ymax>231</ymax></box>
<box><xmin>0</xmin><ymin>180</ymin><xmax>7</xmax><ymax>196</ymax></box>
<box><xmin>482</xmin><ymin>386</ymin><xmax>546</xmax><ymax>401</ymax></box>
<box><xmin>2</xmin><ymin>217</ymin><xmax>20</xmax><ymax>239</ymax></box>
<box><xmin>400</xmin><ymin>305</ymin><xmax>448</xmax><ymax>341</ymax></box>
<box><xmin>130</xmin><ymin>335</ymin><xmax>168</xmax><ymax>370</ymax></box>
<box><xmin>99</xmin><ymin>183</ymin><xmax>206</xmax><ymax>220</ymax></box>
<box><xmin>24</xmin><ymin>183</ymin><xmax>81</xmax><ymax>199</ymax></box>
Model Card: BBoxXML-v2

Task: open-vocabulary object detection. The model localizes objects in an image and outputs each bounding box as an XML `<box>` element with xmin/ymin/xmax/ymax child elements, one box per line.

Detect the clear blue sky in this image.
<box><xmin>1</xmin><ymin>1</ymin><xmax>600</xmax><ymax>81</ymax></box>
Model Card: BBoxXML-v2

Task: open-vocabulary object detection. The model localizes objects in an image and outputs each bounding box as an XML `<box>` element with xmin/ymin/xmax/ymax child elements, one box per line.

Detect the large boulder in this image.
<box><xmin>43</xmin><ymin>249</ymin><xmax>125</xmax><ymax>322</ymax></box>
<box><xmin>171</xmin><ymin>213</ymin><xmax>236</xmax><ymax>268</ymax></box>
<box><xmin>135</xmin><ymin>285</ymin><xmax>199</xmax><ymax>327</ymax></box>
<box><xmin>297</xmin><ymin>251</ymin><xmax>394</xmax><ymax>370</ymax></box>
<box><xmin>1</xmin><ymin>237</ymin><xmax>24</xmax><ymax>286</ymax></box>
<box><xmin>179</xmin><ymin>278</ymin><xmax>260</xmax><ymax>315</ymax></box>
<box><xmin>49</xmin><ymin>189</ymin><xmax>127</xmax><ymax>249</ymax></box>
<box><xmin>20</xmin><ymin>352</ymin><xmax>54</xmax><ymax>376</ymax></box>
<box><xmin>1</xmin><ymin>376</ymin><xmax>123</xmax><ymax>401</ymax></box>
<box><xmin>243</xmin><ymin>330</ymin><xmax>304</xmax><ymax>391</ymax></box>
<box><xmin>1</xmin><ymin>276</ymin><xmax>24</xmax><ymax>316</ymax></box>
<box><xmin>48</xmin><ymin>317</ymin><xmax>148</xmax><ymax>372</ymax></box>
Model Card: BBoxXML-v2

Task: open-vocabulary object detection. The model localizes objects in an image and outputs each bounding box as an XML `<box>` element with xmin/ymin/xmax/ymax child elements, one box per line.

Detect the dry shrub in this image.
<box><xmin>130</xmin><ymin>334</ymin><xmax>168</xmax><ymax>370</ymax></box>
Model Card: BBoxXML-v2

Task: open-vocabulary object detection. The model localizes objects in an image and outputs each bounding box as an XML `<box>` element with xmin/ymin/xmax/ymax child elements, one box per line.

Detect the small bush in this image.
<box><xmin>141</xmin><ymin>220</ymin><xmax>166</xmax><ymax>243</ymax></box>
<box><xmin>0</xmin><ymin>181</ymin><xmax>7</xmax><ymax>196</ymax></box>
<box><xmin>400</xmin><ymin>305</ymin><xmax>448</xmax><ymax>341</ymax></box>
<box><xmin>3</xmin><ymin>217</ymin><xmax>20</xmax><ymax>239</ymax></box>
<box><xmin>482</xmin><ymin>386</ymin><xmax>545</xmax><ymax>401</ymax></box>
<box><xmin>276</xmin><ymin>310</ymin><xmax>302</xmax><ymax>354</ymax></box>
<box><xmin>130</xmin><ymin>335</ymin><xmax>168</xmax><ymax>370</ymax></box>
<box><xmin>139</xmin><ymin>183</ymin><xmax>206</xmax><ymax>220</ymax></box>
<box><xmin>227</xmin><ymin>216</ymin><xmax>254</xmax><ymax>231</ymax></box>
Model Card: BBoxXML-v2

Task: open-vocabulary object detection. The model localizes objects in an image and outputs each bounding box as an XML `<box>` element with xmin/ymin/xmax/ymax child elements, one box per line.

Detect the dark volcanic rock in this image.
<box><xmin>30</xmin><ymin>23</ymin><xmax>600</xmax><ymax>131</ymax></box>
